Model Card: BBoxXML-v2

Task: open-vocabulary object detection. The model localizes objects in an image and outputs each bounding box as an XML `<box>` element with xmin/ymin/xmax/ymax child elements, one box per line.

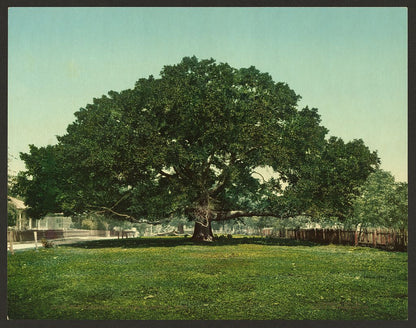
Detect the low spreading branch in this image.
<box><xmin>252</xmin><ymin>171</ymin><xmax>266</xmax><ymax>183</ymax></box>
<box><xmin>212</xmin><ymin>210</ymin><xmax>300</xmax><ymax>221</ymax></box>
<box><xmin>93</xmin><ymin>206</ymin><xmax>139</xmax><ymax>222</ymax></box>
<box><xmin>87</xmin><ymin>204</ymin><xmax>172</xmax><ymax>226</ymax></box>
<box><xmin>159</xmin><ymin>170</ymin><xmax>175</xmax><ymax>178</ymax></box>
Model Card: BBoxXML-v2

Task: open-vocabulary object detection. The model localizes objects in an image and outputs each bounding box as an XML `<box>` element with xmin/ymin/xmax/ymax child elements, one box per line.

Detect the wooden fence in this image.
<box><xmin>269</xmin><ymin>228</ymin><xmax>407</xmax><ymax>251</ymax></box>
<box><xmin>7</xmin><ymin>229</ymin><xmax>111</xmax><ymax>242</ymax></box>
<box><xmin>8</xmin><ymin>228</ymin><xmax>407</xmax><ymax>252</ymax></box>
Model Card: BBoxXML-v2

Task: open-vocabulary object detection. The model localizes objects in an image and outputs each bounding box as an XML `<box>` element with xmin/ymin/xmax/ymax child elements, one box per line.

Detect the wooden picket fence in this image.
<box><xmin>7</xmin><ymin>229</ymin><xmax>110</xmax><ymax>242</ymax></box>
<box><xmin>270</xmin><ymin>228</ymin><xmax>407</xmax><ymax>251</ymax></box>
<box><xmin>8</xmin><ymin>227</ymin><xmax>407</xmax><ymax>252</ymax></box>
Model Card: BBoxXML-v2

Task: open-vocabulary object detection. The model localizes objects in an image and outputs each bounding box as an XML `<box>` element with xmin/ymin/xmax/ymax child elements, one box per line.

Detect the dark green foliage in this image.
<box><xmin>12</xmin><ymin>145</ymin><xmax>63</xmax><ymax>219</ymax></box>
<box><xmin>7</xmin><ymin>203</ymin><xmax>18</xmax><ymax>226</ymax></box>
<box><xmin>40</xmin><ymin>238</ymin><xmax>54</xmax><ymax>248</ymax></box>
<box><xmin>13</xmin><ymin>57</ymin><xmax>379</xmax><ymax>230</ymax></box>
<box><xmin>348</xmin><ymin>169</ymin><xmax>408</xmax><ymax>229</ymax></box>
<box><xmin>284</xmin><ymin>137</ymin><xmax>380</xmax><ymax>220</ymax></box>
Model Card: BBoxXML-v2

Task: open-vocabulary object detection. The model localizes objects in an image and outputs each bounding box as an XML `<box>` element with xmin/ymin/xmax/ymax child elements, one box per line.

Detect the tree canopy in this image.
<box><xmin>13</xmin><ymin>56</ymin><xmax>379</xmax><ymax>240</ymax></box>
<box><xmin>347</xmin><ymin>169</ymin><xmax>408</xmax><ymax>230</ymax></box>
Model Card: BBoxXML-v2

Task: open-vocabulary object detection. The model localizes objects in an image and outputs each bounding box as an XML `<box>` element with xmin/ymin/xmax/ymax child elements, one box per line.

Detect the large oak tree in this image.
<box><xmin>14</xmin><ymin>57</ymin><xmax>379</xmax><ymax>240</ymax></box>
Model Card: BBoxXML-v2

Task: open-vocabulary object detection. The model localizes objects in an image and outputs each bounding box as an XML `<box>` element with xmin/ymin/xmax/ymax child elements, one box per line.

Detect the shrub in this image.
<box><xmin>41</xmin><ymin>238</ymin><xmax>54</xmax><ymax>248</ymax></box>
<box><xmin>7</xmin><ymin>203</ymin><xmax>18</xmax><ymax>227</ymax></box>
<box><xmin>81</xmin><ymin>218</ymin><xmax>98</xmax><ymax>230</ymax></box>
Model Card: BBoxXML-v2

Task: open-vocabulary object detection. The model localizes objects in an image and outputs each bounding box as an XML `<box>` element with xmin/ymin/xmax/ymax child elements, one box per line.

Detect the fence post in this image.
<box><xmin>404</xmin><ymin>230</ymin><xmax>407</xmax><ymax>249</ymax></box>
<box><xmin>373</xmin><ymin>230</ymin><xmax>377</xmax><ymax>248</ymax></box>
<box><xmin>338</xmin><ymin>229</ymin><xmax>341</xmax><ymax>244</ymax></box>
<box><xmin>9</xmin><ymin>230</ymin><xmax>14</xmax><ymax>254</ymax></box>
<box><xmin>354</xmin><ymin>230</ymin><xmax>358</xmax><ymax>246</ymax></box>
<box><xmin>34</xmin><ymin>231</ymin><xmax>38</xmax><ymax>250</ymax></box>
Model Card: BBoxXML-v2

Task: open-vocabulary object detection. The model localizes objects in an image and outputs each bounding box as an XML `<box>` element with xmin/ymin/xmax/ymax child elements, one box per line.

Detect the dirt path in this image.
<box><xmin>7</xmin><ymin>236</ymin><xmax>118</xmax><ymax>252</ymax></box>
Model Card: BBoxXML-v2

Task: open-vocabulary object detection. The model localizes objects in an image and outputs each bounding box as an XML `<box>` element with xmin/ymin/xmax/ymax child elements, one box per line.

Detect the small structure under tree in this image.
<box><xmin>8</xmin><ymin>196</ymin><xmax>31</xmax><ymax>230</ymax></box>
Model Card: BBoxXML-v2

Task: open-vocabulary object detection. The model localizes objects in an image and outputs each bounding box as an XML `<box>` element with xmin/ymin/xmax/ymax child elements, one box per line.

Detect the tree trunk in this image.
<box><xmin>177</xmin><ymin>223</ymin><xmax>184</xmax><ymax>234</ymax></box>
<box><xmin>191</xmin><ymin>220</ymin><xmax>214</xmax><ymax>242</ymax></box>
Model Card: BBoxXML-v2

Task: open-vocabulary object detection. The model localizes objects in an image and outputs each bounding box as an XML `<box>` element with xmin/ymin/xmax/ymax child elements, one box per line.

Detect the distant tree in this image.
<box><xmin>8</xmin><ymin>152</ymin><xmax>18</xmax><ymax>227</ymax></box>
<box><xmin>271</xmin><ymin>216</ymin><xmax>314</xmax><ymax>230</ymax></box>
<box><xmin>12</xmin><ymin>145</ymin><xmax>63</xmax><ymax>219</ymax></box>
<box><xmin>7</xmin><ymin>203</ymin><xmax>18</xmax><ymax>227</ymax></box>
<box><xmin>13</xmin><ymin>56</ymin><xmax>379</xmax><ymax>241</ymax></box>
<box><xmin>348</xmin><ymin>169</ymin><xmax>408</xmax><ymax>230</ymax></box>
<box><xmin>8</xmin><ymin>151</ymin><xmax>18</xmax><ymax>196</ymax></box>
<box><xmin>242</xmin><ymin>216</ymin><xmax>275</xmax><ymax>234</ymax></box>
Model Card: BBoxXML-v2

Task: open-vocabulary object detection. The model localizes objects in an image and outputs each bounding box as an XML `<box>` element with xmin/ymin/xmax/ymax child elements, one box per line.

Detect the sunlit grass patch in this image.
<box><xmin>7</xmin><ymin>236</ymin><xmax>407</xmax><ymax>320</ymax></box>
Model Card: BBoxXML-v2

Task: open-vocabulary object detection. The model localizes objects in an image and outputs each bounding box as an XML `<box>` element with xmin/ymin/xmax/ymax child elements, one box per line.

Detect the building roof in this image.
<box><xmin>7</xmin><ymin>196</ymin><xmax>27</xmax><ymax>210</ymax></box>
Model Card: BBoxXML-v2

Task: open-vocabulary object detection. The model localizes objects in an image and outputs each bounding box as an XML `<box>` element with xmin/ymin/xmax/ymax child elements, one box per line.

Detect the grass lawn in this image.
<box><xmin>7</xmin><ymin>236</ymin><xmax>407</xmax><ymax>320</ymax></box>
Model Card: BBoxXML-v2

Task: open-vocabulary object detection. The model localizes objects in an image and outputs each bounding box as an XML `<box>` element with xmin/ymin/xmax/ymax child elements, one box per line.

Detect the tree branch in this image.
<box><xmin>212</xmin><ymin>210</ymin><xmax>299</xmax><ymax>221</ymax></box>
<box><xmin>209</xmin><ymin>153</ymin><xmax>236</xmax><ymax>197</ymax></box>
<box><xmin>112</xmin><ymin>192</ymin><xmax>131</xmax><ymax>209</ymax></box>
<box><xmin>93</xmin><ymin>206</ymin><xmax>140</xmax><ymax>222</ymax></box>
<box><xmin>173</xmin><ymin>166</ymin><xmax>188</xmax><ymax>181</ymax></box>
<box><xmin>201</xmin><ymin>153</ymin><xmax>215</xmax><ymax>184</ymax></box>
<box><xmin>252</xmin><ymin>170</ymin><xmax>266</xmax><ymax>183</ymax></box>
<box><xmin>90</xmin><ymin>206</ymin><xmax>171</xmax><ymax>225</ymax></box>
<box><xmin>159</xmin><ymin>170</ymin><xmax>175</xmax><ymax>178</ymax></box>
<box><xmin>234</xmin><ymin>146</ymin><xmax>262</xmax><ymax>165</ymax></box>
<box><xmin>209</xmin><ymin>148</ymin><xmax>262</xmax><ymax>197</ymax></box>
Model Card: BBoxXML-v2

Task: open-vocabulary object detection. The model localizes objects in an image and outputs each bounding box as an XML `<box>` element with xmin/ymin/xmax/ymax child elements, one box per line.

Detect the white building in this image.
<box><xmin>8</xmin><ymin>196</ymin><xmax>31</xmax><ymax>230</ymax></box>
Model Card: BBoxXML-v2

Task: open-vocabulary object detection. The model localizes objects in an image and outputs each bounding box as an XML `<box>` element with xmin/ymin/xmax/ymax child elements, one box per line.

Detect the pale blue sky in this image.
<box><xmin>8</xmin><ymin>7</ymin><xmax>407</xmax><ymax>181</ymax></box>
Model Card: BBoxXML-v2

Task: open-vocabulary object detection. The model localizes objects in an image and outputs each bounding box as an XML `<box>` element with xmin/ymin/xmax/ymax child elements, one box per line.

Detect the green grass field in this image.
<box><xmin>7</xmin><ymin>236</ymin><xmax>408</xmax><ymax>320</ymax></box>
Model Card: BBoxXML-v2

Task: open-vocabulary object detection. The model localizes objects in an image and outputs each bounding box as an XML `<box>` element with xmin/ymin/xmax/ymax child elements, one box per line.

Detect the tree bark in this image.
<box><xmin>177</xmin><ymin>223</ymin><xmax>184</xmax><ymax>234</ymax></box>
<box><xmin>191</xmin><ymin>220</ymin><xmax>214</xmax><ymax>242</ymax></box>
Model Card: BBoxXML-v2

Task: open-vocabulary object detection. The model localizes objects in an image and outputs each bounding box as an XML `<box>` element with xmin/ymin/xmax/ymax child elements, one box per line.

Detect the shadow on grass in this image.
<box><xmin>63</xmin><ymin>236</ymin><xmax>319</xmax><ymax>249</ymax></box>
